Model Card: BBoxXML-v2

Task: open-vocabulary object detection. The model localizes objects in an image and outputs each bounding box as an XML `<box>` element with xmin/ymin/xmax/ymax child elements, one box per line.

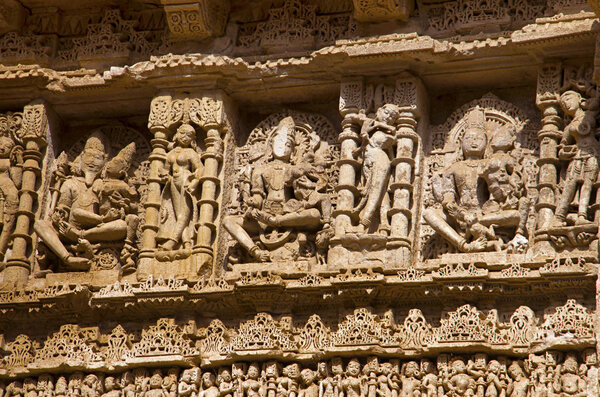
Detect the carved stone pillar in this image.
<box><xmin>138</xmin><ymin>93</ymin><xmax>228</xmax><ymax>280</ymax></box>
<box><xmin>140</xmin><ymin>95</ymin><xmax>172</xmax><ymax>260</ymax></box>
<box><xmin>534</xmin><ymin>63</ymin><xmax>562</xmax><ymax>255</ymax></box>
<box><xmin>387</xmin><ymin>77</ymin><xmax>423</xmax><ymax>265</ymax></box>
<box><xmin>4</xmin><ymin>101</ymin><xmax>49</xmax><ymax>287</ymax></box>
<box><xmin>334</xmin><ymin>80</ymin><xmax>363</xmax><ymax>238</ymax></box>
<box><xmin>192</xmin><ymin>95</ymin><xmax>225</xmax><ymax>276</ymax></box>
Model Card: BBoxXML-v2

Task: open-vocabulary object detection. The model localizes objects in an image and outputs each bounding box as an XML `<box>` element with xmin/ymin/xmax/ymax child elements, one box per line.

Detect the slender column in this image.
<box><xmin>534</xmin><ymin>64</ymin><xmax>562</xmax><ymax>254</ymax></box>
<box><xmin>334</xmin><ymin>80</ymin><xmax>363</xmax><ymax>237</ymax></box>
<box><xmin>191</xmin><ymin>95</ymin><xmax>226</xmax><ymax>275</ymax></box>
<box><xmin>388</xmin><ymin>77</ymin><xmax>422</xmax><ymax>265</ymax></box>
<box><xmin>140</xmin><ymin>95</ymin><xmax>172</xmax><ymax>259</ymax></box>
<box><xmin>5</xmin><ymin>101</ymin><xmax>49</xmax><ymax>287</ymax></box>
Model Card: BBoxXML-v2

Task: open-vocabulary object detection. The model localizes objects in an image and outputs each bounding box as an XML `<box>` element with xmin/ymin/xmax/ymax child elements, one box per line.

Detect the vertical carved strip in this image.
<box><xmin>5</xmin><ymin>101</ymin><xmax>48</xmax><ymax>286</ymax></box>
<box><xmin>335</xmin><ymin>80</ymin><xmax>363</xmax><ymax>237</ymax></box>
<box><xmin>388</xmin><ymin>77</ymin><xmax>422</xmax><ymax>265</ymax></box>
<box><xmin>534</xmin><ymin>64</ymin><xmax>562</xmax><ymax>254</ymax></box>
<box><xmin>189</xmin><ymin>95</ymin><xmax>225</xmax><ymax>276</ymax></box>
<box><xmin>140</xmin><ymin>96</ymin><xmax>172</xmax><ymax>260</ymax></box>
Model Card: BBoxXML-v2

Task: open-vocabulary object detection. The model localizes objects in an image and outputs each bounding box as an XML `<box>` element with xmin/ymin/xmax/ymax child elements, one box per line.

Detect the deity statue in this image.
<box><xmin>145</xmin><ymin>372</ymin><xmax>166</xmax><ymax>397</ymax></box>
<box><xmin>506</xmin><ymin>361</ymin><xmax>528</xmax><ymax>397</ymax></box>
<box><xmin>178</xmin><ymin>369</ymin><xmax>199</xmax><ymax>397</ymax></box>
<box><xmin>341</xmin><ymin>359</ymin><xmax>364</xmax><ymax>397</ymax></box>
<box><xmin>102</xmin><ymin>377</ymin><xmax>120</xmax><ymax>397</ymax></box>
<box><xmin>553</xmin><ymin>88</ymin><xmax>600</xmax><ymax>225</ymax></box>
<box><xmin>420</xmin><ymin>360</ymin><xmax>439</xmax><ymax>397</ymax></box>
<box><xmin>399</xmin><ymin>361</ymin><xmax>421</xmax><ymax>397</ymax></box>
<box><xmin>443</xmin><ymin>358</ymin><xmax>476</xmax><ymax>396</ymax></box>
<box><xmin>199</xmin><ymin>373</ymin><xmax>219</xmax><ymax>397</ymax></box>
<box><xmin>242</xmin><ymin>363</ymin><xmax>261</xmax><ymax>397</ymax></box>
<box><xmin>225</xmin><ymin>116</ymin><xmax>335</xmax><ymax>263</ymax></box>
<box><xmin>483</xmin><ymin>360</ymin><xmax>507</xmax><ymax>397</ymax></box>
<box><xmin>348</xmin><ymin>104</ymin><xmax>400</xmax><ymax>233</ymax></box>
<box><xmin>156</xmin><ymin>123</ymin><xmax>203</xmax><ymax>255</ymax></box>
<box><xmin>424</xmin><ymin>108</ymin><xmax>530</xmax><ymax>253</ymax></box>
<box><xmin>217</xmin><ymin>368</ymin><xmax>234</xmax><ymax>397</ymax></box>
<box><xmin>552</xmin><ymin>354</ymin><xmax>587</xmax><ymax>397</ymax></box>
<box><xmin>298</xmin><ymin>369</ymin><xmax>318</xmax><ymax>397</ymax></box>
<box><xmin>0</xmin><ymin>129</ymin><xmax>22</xmax><ymax>262</ymax></box>
<box><xmin>34</xmin><ymin>133</ymin><xmax>140</xmax><ymax>273</ymax></box>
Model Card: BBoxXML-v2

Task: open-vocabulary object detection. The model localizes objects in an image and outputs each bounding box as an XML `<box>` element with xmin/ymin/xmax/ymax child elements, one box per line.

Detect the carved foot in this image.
<box><xmin>250</xmin><ymin>246</ymin><xmax>270</xmax><ymax>262</ymax></box>
<box><xmin>160</xmin><ymin>239</ymin><xmax>177</xmax><ymax>251</ymax></box>
<box><xmin>64</xmin><ymin>255</ymin><xmax>91</xmax><ymax>271</ymax></box>
<box><xmin>575</xmin><ymin>215</ymin><xmax>593</xmax><ymax>226</ymax></box>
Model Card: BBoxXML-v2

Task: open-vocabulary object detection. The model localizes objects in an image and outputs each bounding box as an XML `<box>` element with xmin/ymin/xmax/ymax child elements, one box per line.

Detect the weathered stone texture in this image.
<box><xmin>0</xmin><ymin>0</ymin><xmax>598</xmax><ymax>395</ymax></box>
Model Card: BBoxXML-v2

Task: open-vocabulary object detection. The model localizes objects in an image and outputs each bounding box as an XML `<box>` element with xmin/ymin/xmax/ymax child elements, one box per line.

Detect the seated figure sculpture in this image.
<box><xmin>224</xmin><ymin>117</ymin><xmax>330</xmax><ymax>263</ymax></box>
<box><xmin>423</xmin><ymin>109</ymin><xmax>529</xmax><ymax>253</ymax></box>
<box><xmin>34</xmin><ymin>133</ymin><xmax>139</xmax><ymax>273</ymax></box>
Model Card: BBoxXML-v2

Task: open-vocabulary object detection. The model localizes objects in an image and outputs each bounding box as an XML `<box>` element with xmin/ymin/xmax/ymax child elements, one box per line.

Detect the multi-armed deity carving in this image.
<box><xmin>225</xmin><ymin>112</ymin><xmax>338</xmax><ymax>266</ymax></box>
<box><xmin>421</xmin><ymin>96</ymin><xmax>538</xmax><ymax>259</ymax></box>
<box><xmin>34</xmin><ymin>125</ymin><xmax>150</xmax><ymax>275</ymax></box>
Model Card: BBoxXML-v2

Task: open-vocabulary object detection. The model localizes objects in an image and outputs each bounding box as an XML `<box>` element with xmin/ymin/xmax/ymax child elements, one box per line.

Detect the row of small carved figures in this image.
<box><xmin>2</xmin><ymin>351</ymin><xmax>598</xmax><ymax>397</ymax></box>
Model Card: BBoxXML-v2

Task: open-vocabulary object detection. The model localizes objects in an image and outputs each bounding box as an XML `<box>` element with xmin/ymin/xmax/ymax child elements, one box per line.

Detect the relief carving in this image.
<box><xmin>34</xmin><ymin>126</ymin><xmax>150</xmax><ymax>274</ymax></box>
<box><xmin>225</xmin><ymin>111</ymin><xmax>338</xmax><ymax>265</ymax></box>
<box><xmin>422</xmin><ymin>97</ymin><xmax>537</xmax><ymax>259</ymax></box>
<box><xmin>0</xmin><ymin>353</ymin><xmax>598</xmax><ymax>397</ymax></box>
<box><xmin>331</xmin><ymin>79</ymin><xmax>422</xmax><ymax>269</ymax></box>
<box><xmin>536</xmin><ymin>66</ymin><xmax>600</xmax><ymax>250</ymax></box>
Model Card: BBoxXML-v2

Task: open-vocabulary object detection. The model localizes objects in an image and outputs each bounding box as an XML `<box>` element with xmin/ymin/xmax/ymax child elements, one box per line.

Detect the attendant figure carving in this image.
<box><xmin>0</xmin><ymin>128</ymin><xmax>22</xmax><ymax>262</ymax></box>
<box><xmin>156</xmin><ymin>123</ymin><xmax>203</xmax><ymax>257</ymax></box>
<box><xmin>348</xmin><ymin>105</ymin><xmax>400</xmax><ymax>233</ymax></box>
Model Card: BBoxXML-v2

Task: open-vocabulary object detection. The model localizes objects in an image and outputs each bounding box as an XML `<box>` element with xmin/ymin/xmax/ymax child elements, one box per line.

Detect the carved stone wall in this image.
<box><xmin>0</xmin><ymin>1</ymin><xmax>598</xmax><ymax>396</ymax></box>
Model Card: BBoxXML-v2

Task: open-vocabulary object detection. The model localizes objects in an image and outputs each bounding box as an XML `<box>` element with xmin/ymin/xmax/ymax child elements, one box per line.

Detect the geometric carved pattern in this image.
<box><xmin>34</xmin><ymin>325</ymin><xmax>101</xmax><ymax>366</ymax></box>
<box><xmin>230</xmin><ymin>313</ymin><xmax>295</xmax><ymax>351</ymax></box>
<box><xmin>131</xmin><ymin>319</ymin><xmax>197</xmax><ymax>357</ymax></box>
<box><xmin>536</xmin><ymin>300</ymin><xmax>595</xmax><ymax>340</ymax></box>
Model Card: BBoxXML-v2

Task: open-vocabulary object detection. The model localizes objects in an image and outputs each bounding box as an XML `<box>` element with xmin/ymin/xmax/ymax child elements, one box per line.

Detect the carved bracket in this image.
<box><xmin>161</xmin><ymin>0</ymin><xmax>231</xmax><ymax>41</ymax></box>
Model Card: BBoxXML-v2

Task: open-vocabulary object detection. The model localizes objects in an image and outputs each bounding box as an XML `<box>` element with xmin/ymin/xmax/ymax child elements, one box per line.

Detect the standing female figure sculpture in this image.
<box><xmin>157</xmin><ymin>123</ymin><xmax>203</xmax><ymax>252</ymax></box>
<box><xmin>551</xmin><ymin>88</ymin><xmax>600</xmax><ymax>227</ymax></box>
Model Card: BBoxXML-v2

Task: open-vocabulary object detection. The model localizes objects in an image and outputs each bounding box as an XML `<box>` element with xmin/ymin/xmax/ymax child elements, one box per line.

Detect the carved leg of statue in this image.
<box><xmin>223</xmin><ymin>215</ymin><xmax>270</xmax><ymax>262</ymax></box>
<box><xmin>576</xmin><ymin>160</ymin><xmax>597</xmax><ymax>224</ymax></box>
<box><xmin>273</xmin><ymin>209</ymin><xmax>322</xmax><ymax>229</ymax></box>
<box><xmin>33</xmin><ymin>220</ymin><xmax>90</xmax><ymax>270</ymax></box>
<box><xmin>0</xmin><ymin>213</ymin><xmax>15</xmax><ymax>260</ymax></box>
<box><xmin>479</xmin><ymin>210</ymin><xmax>521</xmax><ymax>228</ymax></box>
<box><xmin>423</xmin><ymin>207</ymin><xmax>484</xmax><ymax>252</ymax></box>
<box><xmin>81</xmin><ymin>219</ymin><xmax>127</xmax><ymax>242</ymax></box>
<box><xmin>358</xmin><ymin>164</ymin><xmax>390</xmax><ymax>231</ymax></box>
<box><xmin>554</xmin><ymin>168</ymin><xmax>578</xmax><ymax>226</ymax></box>
<box><xmin>0</xmin><ymin>183</ymin><xmax>18</xmax><ymax>259</ymax></box>
<box><xmin>379</xmin><ymin>193</ymin><xmax>391</xmax><ymax>235</ymax></box>
<box><xmin>162</xmin><ymin>184</ymin><xmax>192</xmax><ymax>251</ymax></box>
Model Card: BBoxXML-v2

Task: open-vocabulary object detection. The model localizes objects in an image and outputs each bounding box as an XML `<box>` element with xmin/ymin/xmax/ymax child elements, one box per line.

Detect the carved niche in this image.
<box><xmin>535</xmin><ymin>65</ymin><xmax>600</xmax><ymax>252</ymax></box>
<box><xmin>330</xmin><ymin>78</ymin><xmax>422</xmax><ymax>269</ymax></box>
<box><xmin>34</xmin><ymin>124</ymin><xmax>151</xmax><ymax>276</ymax></box>
<box><xmin>224</xmin><ymin>111</ymin><xmax>339</xmax><ymax>268</ymax></box>
<box><xmin>420</xmin><ymin>94</ymin><xmax>539</xmax><ymax>260</ymax></box>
